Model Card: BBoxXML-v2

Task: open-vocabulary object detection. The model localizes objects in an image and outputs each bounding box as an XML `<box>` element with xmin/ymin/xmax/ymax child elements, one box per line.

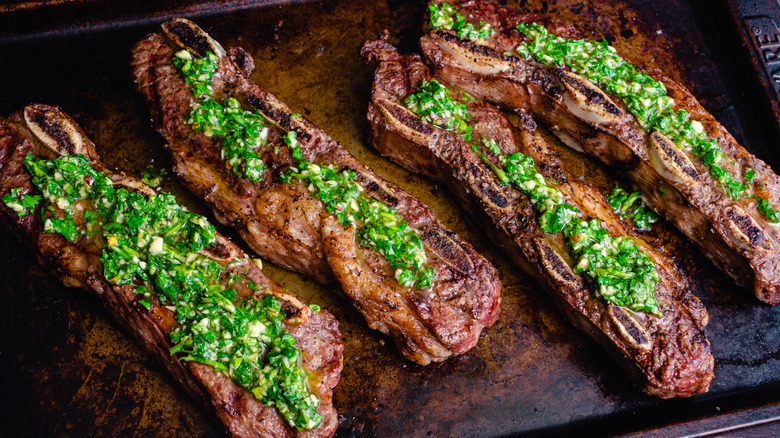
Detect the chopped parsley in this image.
<box><xmin>173</xmin><ymin>50</ymin><xmax>269</xmax><ymax>182</ymax></box>
<box><xmin>405</xmin><ymin>79</ymin><xmax>473</xmax><ymax>141</ymax></box>
<box><xmin>754</xmin><ymin>196</ymin><xmax>780</xmax><ymax>222</ymax></box>
<box><xmin>2</xmin><ymin>187</ymin><xmax>41</xmax><ymax>216</ymax></box>
<box><xmin>16</xmin><ymin>153</ymin><xmax>322</xmax><ymax>430</ymax></box>
<box><xmin>174</xmin><ymin>49</ymin><xmax>435</xmax><ymax>290</ymax></box>
<box><xmin>281</xmin><ymin>133</ymin><xmax>434</xmax><ymax>289</ymax></box>
<box><xmin>140</xmin><ymin>164</ymin><xmax>167</xmax><ymax>188</ymax></box>
<box><xmin>475</xmin><ymin>140</ymin><xmax>660</xmax><ymax>315</ymax></box>
<box><xmin>744</xmin><ymin>167</ymin><xmax>756</xmax><ymax>183</ymax></box>
<box><xmin>607</xmin><ymin>185</ymin><xmax>660</xmax><ymax>230</ymax></box>
<box><xmin>515</xmin><ymin>22</ymin><xmax>774</xmax><ymax>218</ymax></box>
<box><xmin>568</xmin><ymin>219</ymin><xmax>660</xmax><ymax>314</ymax></box>
<box><xmin>406</xmin><ymin>81</ymin><xmax>661</xmax><ymax>315</ymax></box>
<box><xmin>428</xmin><ymin>2</ymin><xmax>495</xmax><ymax>40</ymax></box>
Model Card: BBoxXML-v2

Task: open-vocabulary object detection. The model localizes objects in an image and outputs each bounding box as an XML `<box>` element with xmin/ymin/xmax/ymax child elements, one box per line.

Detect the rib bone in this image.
<box><xmin>647</xmin><ymin>131</ymin><xmax>700</xmax><ymax>186</ymax></box>
<box><xmin>161</xmin><ymin>17</ymin><xmax>226</xmax><ymax>59</ymax></box>
<box><xmin>724</xmin><ymin>206</ymin><xmax>770</xmax><ymax>251</ymax></box>
<box><xmin>376</xmin><ymin>98</ymin><xmax>438</xmax><ymax>146</ymax></box>
<box><xmin>431</xmin><ymin>30</ymin><xmax>516</xmax><ymax>76</ymax></box>
<box><xmin>23</xmin><ymin>104</ymin><xmax>87</xmax><ymax>157</ymax></box>
<box><xmin>535</xmin><ymin>238</ymin><xmax>580</xmax><ymax>289</ymax></box>
<box><xmin>557</xmin><ymin>70</ymin><xmax>623</xmax><ymax>126</ymax></box>
<box><xmin>608</xmin><ymin>305</ymin><xmax>652</xmax><ymax>352</ymax></box>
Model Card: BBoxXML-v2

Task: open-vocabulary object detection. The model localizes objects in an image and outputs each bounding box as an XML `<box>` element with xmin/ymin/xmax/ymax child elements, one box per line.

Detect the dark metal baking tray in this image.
<box><xmin>1</xmin><ymin>0</ymin><xmax>780</xmax><ymax>436</ymax></box>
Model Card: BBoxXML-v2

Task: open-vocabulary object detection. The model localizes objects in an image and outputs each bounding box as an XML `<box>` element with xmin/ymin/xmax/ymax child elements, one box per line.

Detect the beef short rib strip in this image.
<box><xmin>418</xmin><ymin>0</ymin><xmax>780</xmax><ymax>304</ymax></box>
<box><xmin>132</xmin><ymin>18</ymin><xmax>501</xmax><ymax>365</ymax></box>
<box><xmin>0</xmin><ymin>104</ymin><xmax>343</xmax><ymax>438</ymax></box>
<box><xmin>362</xmin><ymin>40</ymin><xmax>713</xmax><ymax>398</ymax></box>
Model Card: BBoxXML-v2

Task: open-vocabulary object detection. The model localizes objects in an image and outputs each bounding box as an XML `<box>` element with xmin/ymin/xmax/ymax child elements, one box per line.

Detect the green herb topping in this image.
<box><xmin>515</xmin><ymin>22</ymin><xmax>778</xmax><ymax>221</ymax></box>
<box><xmin>140</xmin><ymin>164</ymin><xmax>167</xmax><ymax>188</ymax></box>
<box><xmin>14</xmin><ymin>153</ymin><xmax>322</xmax><ymax>430</ymax></box>
<box><xmin>405</xmin><ymin>81</ymin><xmax>661</xmax><ymax>314</ymax></box>
<box><xmin>755</xmin><ymin>196</ymin><xmax>780</xmax><ymax>222</ymax></box>
<box><xmin>743</xmin><ymin>167</ymin><xmax>756</xmax><ymax>183</ymax></box>
<box><xmin>281</xmin><ymin>132</ymin><xmax>434</xmax><ymax>289</ymax></box>
<box><xmin>173</xmin><ymin>50</ymin><xmax>269</xmax><ymax>182</ymax></box>
<box><xmin>607</xmin><ymin>185</ymin><xmax>660</xmax><ymax>230</ymax></box>
<box><xmin>405</xmin><ymin>79</ymin><xmax>473</xmax><ymax>141</ymax></box>
<box><xmin>173</xmin><ymin>49</ymin><xmax>435</xmax><ymax>289</ymax></box>
<box><xmin>428</xmin><ymin>2</ymin><xmax>495</xmax><ymax>41</ymax></box>
<box><xmin>2</xmin><ymin>187</ymin><xmax>41</xmax><ymax>216</ymax></box>
<box><xmin>476</xmin><ymin>139</ymin><xmax>661</xmax><ymax>315</ymax></box>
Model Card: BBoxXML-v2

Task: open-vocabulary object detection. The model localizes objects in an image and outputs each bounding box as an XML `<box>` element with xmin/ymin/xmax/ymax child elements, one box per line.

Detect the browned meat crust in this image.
<box><xmin>418</xmin><ymin>0</ymin><xmax>780</xmax><ymax>304</ymax></box>
<box><xmin>0</xmin><ymin>104</ymin><xmax>343</xmax><ymax>438</ymax></box>
<box><xmin>131</xmin><ymin>18</ymin><xmax>501</xmax><ymax>365</ymax></box>
<box><xmin>362</xmin><ymin>40</ymin><xmax>713</xmax><ymax>398</ymax></box>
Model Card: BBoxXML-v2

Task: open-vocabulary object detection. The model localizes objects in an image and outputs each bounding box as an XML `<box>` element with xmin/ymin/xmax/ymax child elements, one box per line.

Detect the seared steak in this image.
<box><xmin>132</xmin><ymin>18</ymin><xmax>501</xmax><ymax>365</ymax></box>
<box><xmin>362</xmin><ymin>39</ymin><xmax>713</xmax><ymax>398</ymax></box>
<box><xmin>0</xmin><ymin>104</ymin><xmax>343</xmax><ymax>438</ymax></box>
<box><xmin>418</xmin><ymin>0</ymin><xmax>780</xmax><ymax>304</ymax></box>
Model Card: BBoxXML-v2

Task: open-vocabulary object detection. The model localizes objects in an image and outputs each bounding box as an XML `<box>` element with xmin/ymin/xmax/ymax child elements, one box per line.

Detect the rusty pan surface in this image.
<box><xmin>2</xmin><ymin>0</ymin><xmax>780</xmax><ymax>436</ymax></box>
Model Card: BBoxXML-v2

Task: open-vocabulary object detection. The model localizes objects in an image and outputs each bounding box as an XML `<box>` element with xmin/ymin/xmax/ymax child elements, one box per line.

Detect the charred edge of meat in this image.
<box><xmin>421</xmin><ymin>226</ymin><xmax>474</xmax><ymax>275</ymax></box>
<box><xmin>161</xmin><ymin>18</ymin><xmax>226</xmax><ymax>58</ymax></box>
<box><xmin>516</xmin><ymin>112</ymin><xmax>537</xmax><ymax>132</ymax></box>
<box><xmin>647</xmin><ymin>131</ymin><xmax>699</xmax><ymax>185</ymax></box>
<box><xmin>465</xmin><ymin>160</ymin><xmax>510</xmax><ymax>210</ymax></box>
<box><xmin>608</xmin><ymin>305</ymin><xmax>652</xmax><ymax>352</ymax></box>
<box><xmin>228</xmin><ymin>47</ymin><xmax>255</xmax><ymax>77</ymax></box>
<box><xmin>725</xmin><ymin>206</ymin><xmax>769</xmax><ymax>250</ymax></box>
<box><xmin>23</xmin><ymin>104</ymin><xmax>85</xmax><ymax>156</ymax></box>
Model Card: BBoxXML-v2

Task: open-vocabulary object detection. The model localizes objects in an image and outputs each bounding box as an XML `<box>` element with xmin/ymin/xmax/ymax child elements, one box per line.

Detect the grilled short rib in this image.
<box><xmin>362</xmin><ymin>40</ymin><xmax>713</xmax><ymax>398</ymax></box>
<box><xmin>132</xmin><ymin>18</ymin><xmax>501</xmax><ymax>365</ymax></box>
<box><xmin>0</xmin><ymin>104</ymin><xmax>343</xmax><ymax>437</ymax></box>
<box><xmin>417</xmin><ymin>0</ymin><xmax>780</xmax><ymax>304</ymax></box>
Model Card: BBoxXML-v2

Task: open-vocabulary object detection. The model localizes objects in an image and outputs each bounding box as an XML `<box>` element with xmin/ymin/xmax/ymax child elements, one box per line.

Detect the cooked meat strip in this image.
<box><xmin>362</xmin><ymin>39</ymin><xmax>713</xmax><ymax>398</ymax></box>
<box><xmin>418</xmin><ymin>0</ymin><xmax>780</xmax><ymax>304</ymax></box>
<box><xmin>0</xmin><ymin>104</ymin><xmax>343</xmax><ymax>438</ymax></box>
<box><xmin>132</xmin><ymin>18</ymin><xmax>501</xmax><ymax>365</ymax></box>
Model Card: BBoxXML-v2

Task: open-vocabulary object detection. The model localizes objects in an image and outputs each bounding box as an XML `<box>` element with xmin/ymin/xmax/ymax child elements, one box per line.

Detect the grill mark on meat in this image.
<box><xmin>133</xmin><ymin>19</ymin><xmax>501</xmax><ymax>366</ymax></box>
<box><xmin>0</xmin><ymin>105</ymin><xmax>343</xmax><ymax>438</ymax></box>
<box><xmin>466</xmin><ymin>161</ymin><xmax>509</xmax><ymax>209</ymax></box>
<box><xmin>422</xmin><ymin>227</ymin><xmax>474</xmax><ymax>275</ymax></box>
<box><xmin>364</xmin><ymin>37</ymin><xmax>713</xmax><ymax>398</ymax></box>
